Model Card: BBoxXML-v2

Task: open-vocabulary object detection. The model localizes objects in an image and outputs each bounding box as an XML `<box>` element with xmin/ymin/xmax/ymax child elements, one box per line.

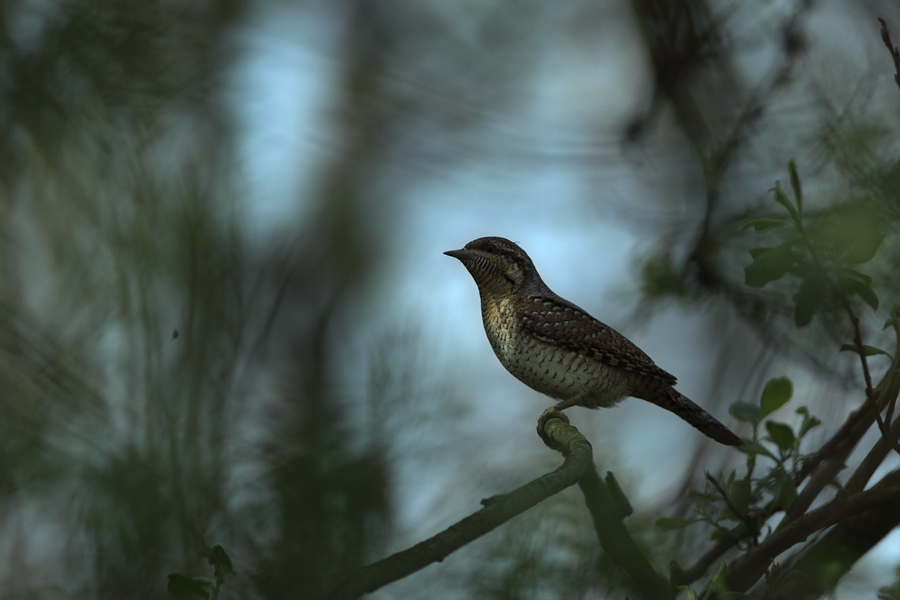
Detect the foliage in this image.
<box><xmin>1</xmin><ymin>1</ymin><xmax>900</xmax><ymax>599</ymax></box>
<box><xmin>659</xmin><ymin>375</ymin><xmax>819</xmax><ymax>542</ymax></box>
<box><xmin>651</xmin><ymin>159</ymin><xmax>898</xmax><ymax>598</ymax></box>
<box><xmin>743</xmin><ymin>162</ymin><xmax>883</xmax><ymax>327</ymax></box>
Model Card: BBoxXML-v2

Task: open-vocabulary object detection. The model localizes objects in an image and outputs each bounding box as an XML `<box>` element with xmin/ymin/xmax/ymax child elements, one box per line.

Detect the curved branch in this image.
<box><xmin>326</xmin><ymin>415</ymin><xmax>593</xmax><ymax>600</ymax></box>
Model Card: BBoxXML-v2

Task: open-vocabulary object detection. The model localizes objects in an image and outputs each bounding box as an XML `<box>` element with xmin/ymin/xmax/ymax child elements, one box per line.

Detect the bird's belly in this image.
<box><xmin>496</xmin><ymin>337</ymin><xmax>629</xmax><ymax>408</ymax></box>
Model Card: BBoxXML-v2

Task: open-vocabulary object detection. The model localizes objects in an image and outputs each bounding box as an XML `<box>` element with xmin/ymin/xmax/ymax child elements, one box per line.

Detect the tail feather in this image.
<box><xmin>642</xmin><ymin>386</ymin><xmax>743</xmax><ymax>447</ymax></box>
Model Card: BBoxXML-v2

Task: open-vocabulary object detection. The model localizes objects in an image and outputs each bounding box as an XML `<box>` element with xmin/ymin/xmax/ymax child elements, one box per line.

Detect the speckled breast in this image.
<box><xmin>480</xmin><ymin>297</ymin><xmax>629</xmax><ymax>408</ymax></box>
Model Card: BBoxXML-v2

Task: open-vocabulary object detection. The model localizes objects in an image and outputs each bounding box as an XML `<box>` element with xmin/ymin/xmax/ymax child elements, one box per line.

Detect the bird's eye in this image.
<box><xmin>484</xmin><ymin>243</ymin><xmax>497</xmax><ymax>254</ymax></box>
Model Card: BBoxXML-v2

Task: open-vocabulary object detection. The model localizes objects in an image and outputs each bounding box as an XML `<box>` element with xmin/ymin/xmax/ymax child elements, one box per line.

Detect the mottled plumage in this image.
<box><xmin>445</xmin><ymin>236</ymin><xmax>742</xmax><ymax>447</ymax></box>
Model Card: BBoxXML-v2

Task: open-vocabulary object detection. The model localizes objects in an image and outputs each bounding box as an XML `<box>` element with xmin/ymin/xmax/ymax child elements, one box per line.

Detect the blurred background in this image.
<box><xmin>1</xmin><ymin>0</ymin><xmax>900</xmax><ymax>598</ymax></box>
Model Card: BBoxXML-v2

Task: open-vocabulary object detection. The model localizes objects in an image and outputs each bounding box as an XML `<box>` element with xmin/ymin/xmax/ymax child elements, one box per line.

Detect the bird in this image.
<box><xmin>444</xmin><ymin>236</ymin><xmax>742</xmax><ymax>447</ymax></box>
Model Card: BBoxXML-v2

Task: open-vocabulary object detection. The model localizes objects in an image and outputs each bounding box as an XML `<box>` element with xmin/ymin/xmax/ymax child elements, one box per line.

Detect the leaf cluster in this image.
<box><xmin>743</xmin><ymin>162</ymin><xmax>884</xmax><ymax>326</ymax></box>
<box><xmin>658</xmin><ymin>377</ymin><xmax>820</xmax><ymax>545</ymax></box>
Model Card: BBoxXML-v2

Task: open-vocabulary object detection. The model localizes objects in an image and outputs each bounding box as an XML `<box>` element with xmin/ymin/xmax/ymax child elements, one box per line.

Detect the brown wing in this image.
<box><xmin>520</xmin><ymin>295</ymin><xmax>677</xmax><ymax>385</ymax></box>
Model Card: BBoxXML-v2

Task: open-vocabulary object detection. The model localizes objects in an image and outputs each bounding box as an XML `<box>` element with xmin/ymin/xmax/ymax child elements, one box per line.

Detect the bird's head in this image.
<box><xmin>444</xmin><ymin>237</ymin><xmax>542</xmax><ymax>294</ymax></box>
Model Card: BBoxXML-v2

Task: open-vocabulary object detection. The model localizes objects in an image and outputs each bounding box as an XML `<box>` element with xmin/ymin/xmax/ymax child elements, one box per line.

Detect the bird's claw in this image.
<box><xmin>537</xmin><ymin>406</ymin><xmax>570</xmax><ymax>450</ymax></box>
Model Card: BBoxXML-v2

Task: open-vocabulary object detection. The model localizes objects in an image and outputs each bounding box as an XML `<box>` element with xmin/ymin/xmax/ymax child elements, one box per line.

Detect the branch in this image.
<box><xmin>845</xmin><ymin>410</ymin><xmax>900</xmax><ymax>495</ymax></box>
<box><xmin>844</xmin><ymin>301</ymin><xmax>900</xmax><ymax>456</ymax></box>
<box><xmin>778</xmin><ymin>324</ymin><xmax>900</xmax><ymax>526</ymax></box>
<box><xmin>578</xmin><ymin>468</ymin><xmax>673</xmax><ymax>600</ymax></box>
<box><xmin>720</xmin><ymin>484</ymin><xmax>900</xmax><ymax>593</ymax></box>
<box><xmin>682</xmin><ymin>354</ymin><xmax>900</xmax><ymax>586</ymax></box>
<box><xmin>765</xmin><ymin>469</ymin><xmax>900</xmax><ymax>599</ymax></box>
<box><xmin>327</xmin><ymin>415</ymin><xmax>592</xmax><ymax>600</ymax></box>
<box><xmin>678</xmin><ymin>400</ymin><xmax>872</xmax><ymax>584</ymax></box>
<box><xmin>674</xmin><ymin>536</ymin><xmax>738</xmax><ymax>587</ymax></box>
<box><xmin>842</xmin><ymin>326</ymin><xmax>900</xmax><ymax>492</ymax></box>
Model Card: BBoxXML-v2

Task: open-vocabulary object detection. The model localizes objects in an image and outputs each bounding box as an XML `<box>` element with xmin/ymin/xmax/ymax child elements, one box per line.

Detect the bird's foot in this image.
<box><xmin>537</xmin><ymin>406</ymin><xmax>570</xmax><ymax>450</ymax></box>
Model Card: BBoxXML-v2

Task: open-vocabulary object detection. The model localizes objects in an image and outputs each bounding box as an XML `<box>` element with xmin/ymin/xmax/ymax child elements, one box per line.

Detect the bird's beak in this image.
<box><xmin>443</xmin><ymin>248</ymin><xmax>474</xmax><ymax>261</ymax></box>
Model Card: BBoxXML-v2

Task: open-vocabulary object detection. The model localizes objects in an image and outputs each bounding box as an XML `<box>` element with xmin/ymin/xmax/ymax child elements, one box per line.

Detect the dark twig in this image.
<box><xmin>845</xmin><ymin>303</ymin><xmax>876</xmax><ymax>401</ymax></box>
<box><xmin>882</xmin><ymin>310</ymin><xmax>900</xmax><ymax>426</ymax></box>
<box><xmin>845</xmin><ymin>301</ymin><xmax>900</xmax><ymax>457</ymax></box>
<box><xmin>705</xmin><ymin>472</ymin><xmax>758</xmax><ymax>546</ymax></box>
<box><xmin>845</xmin><ymin>415</ymin><xmax>900</xmax><ymax>494</ymax></box>
<box><xmin>844</xmin><ymin>315</ymin><xmax>900</xmax><ymax>493</ymax></box>
<box><xmin>879</xmin><ymin>18</ymin><xmax>900</xmax><ymax>91</ymax></box>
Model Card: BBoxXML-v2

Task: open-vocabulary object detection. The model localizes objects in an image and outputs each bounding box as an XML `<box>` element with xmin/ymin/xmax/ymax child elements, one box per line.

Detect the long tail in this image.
<box><xmin>642</xmin><ymin>386</ymin><xmax>743</xmax><ymax>447</ymax></box>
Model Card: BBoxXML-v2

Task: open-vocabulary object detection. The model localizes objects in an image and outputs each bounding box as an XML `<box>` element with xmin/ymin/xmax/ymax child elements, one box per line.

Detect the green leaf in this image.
<box><xmin>744</xmin><ymin>248</ymin><xmax>790</xmax><ymax>288</ymax></box>
<box><xmin>744</xmin><ymin>242</ymin><xmax>801</xmax><ymax>288</ymax></box>
<box><xmin>760</xmin><ymin>377</ymin><xmax>793</xmax><ymax>419</ymax></box>
<box><xmin>786</xmin><ymin>258</ymin><xmax>814</xmax><ymax>278</ymax></box>
<box><xmin>199</xmin><ymin>544</ymin><xmax>236</xmax><ymax>578</ymax></box>
<box><xmin>845</xmin><ymin>231</ymin><xmax>885</xmax><ymax>264</ymax></box>
<box><xmin>742</xmin><ymin>218</ymin><xmax>791</xmax><ymax>231</ymax></box>
<box><xmin>839</xmin><ymin>268</ymin><xmax>872</xmax><ymax>285</ymax></box>
<box><xmin>707</xmin><ymin>559</ymin><xmax>734</xmax><ymax>595</ymax></box>
<box><xmin>839</xmin><ymin>344</ymin><xmax>891</xmax><ymax>358</ymax></box>
<box><xmin>726</xmin><ymin>479</ymin><xmax>751</xmax><ymax>517</ymax></box>
<box><xmin>167</xmin><ymin>574</ymin><xmax>211</xmax><ymax>599</ymax></box>
<box><xmin>744</xmin><ymin>247</ymin><xmax>784</xmax><ymax>288</ymax></box>
<box><xmin>788</xmin><ymin>160</ymin><xmax>802</xmax><ymax>216</ymax></box>
<box><xmin>736</xmin><ymin>440</ymin><xmax>777</xmax><ymax>460</ymax></box>
<box><xmin>656</xmin><ymin>517</ymin><xmax>697</xmax><ymax>530</ymax></box>
<box><xmin>680</xmin><ymin>587</ymin><xmax>700</xmax><ymax>600</ymax></box>
<box><xmin>772</xmin><ymin>181</ymin><xmax>800</xmax><ymax>223</ymax></box>
<box><xmin>765</xmin><ymin>421</ymin><xmax>795</xmax><ymax>451</ymax></box>
<box><xmin>773</xmin><ymin>473</ymin><xmax>798</xmax><ymax>511</ymax></box>
<box><xmin>838</xmin><ymin>273</ymin><xmax>879</xmax><ymax>310</ymax></box>
<box><xmin>688</xmin><ymin>489</ymin><xmax>717</xmax><ymax>518</ymax></box>
<box><xmin>730</xmin><ymin>402</ymin><xmax>761</xmax><ymax>425</ymax></box>
<box><xmin>794</xmin><ymin>273</ymin><xmax>828</xmax><ymax>327</ymax></box>
<box><xmin>797</xmin><ymin>408</ymin><xmax>822</xmax><ymax>438</ymax></box>
<box><xmin>710</xmin><ymin>526</ymin><xmax>735</xmax><ymax>541</ymax></box>
<box><xmin>811</xmin><ymin>203</ymin><xmax>885</xmax><ymax>264</ymax></box>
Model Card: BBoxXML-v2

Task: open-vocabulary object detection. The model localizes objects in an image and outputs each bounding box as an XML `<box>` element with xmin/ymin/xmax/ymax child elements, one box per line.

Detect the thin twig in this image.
<box><xmin>882</xmin><ymin>309</ymin><xmax>900</xmax><ymax>425</ymax></box>
<box><xmin>845</xmin><ymin>300</ymin><xmax>900</xmax><ymax>456</ymax></box>
<box><xmin>705</xmin><ymin>472</ymin><xmax>759</xmax><ymax>546</ymax></box>
<box><xmin>845</xmin><ymin>303</ymin><xmax>875</xmax><ymax>400</ymax></box>
<box><xmin>844</xmin><ymin>414</ymin><xmax>900</xmax><ymax>494</ymax></box>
